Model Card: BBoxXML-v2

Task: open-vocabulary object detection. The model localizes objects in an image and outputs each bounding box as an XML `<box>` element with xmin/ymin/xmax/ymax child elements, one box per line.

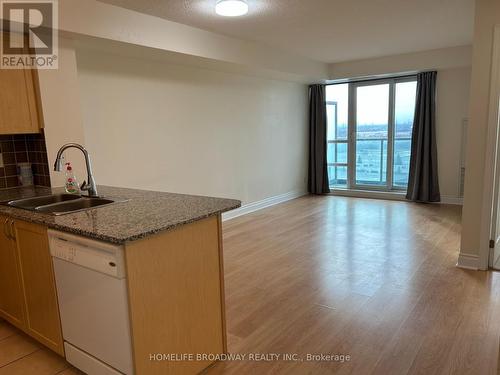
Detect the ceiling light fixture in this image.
<box><xmin>215</xmin><ymin>0</ymin><xmax>248</xmax><ymax>17</ymax></box>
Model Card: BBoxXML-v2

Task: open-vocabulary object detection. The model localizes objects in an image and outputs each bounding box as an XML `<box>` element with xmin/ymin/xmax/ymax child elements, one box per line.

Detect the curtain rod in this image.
<box><xmin>325</xmin><ymin>74</ymin><xmax>417</xmax><ymax>86</ymax></box>
<box><xmin>324</xmin><ymin>70</ymin><xmax>436</xmax><ymax>86</ymax></box>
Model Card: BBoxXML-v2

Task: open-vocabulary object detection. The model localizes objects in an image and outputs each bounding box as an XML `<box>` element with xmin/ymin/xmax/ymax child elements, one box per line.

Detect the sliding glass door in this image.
<box><xmin>353</xmin><ymin>82</ymin><xmax>391</xmax><ymax>188</ymax></box>
<box><xmin>326</xmin><ymin>77</ymin><xmax>417</xmax><ymax>192</ymax></box>
<box><xmin>393</xmin><ymin>81</ymin><xmax>417</xmax><ymax>188</ymax></box>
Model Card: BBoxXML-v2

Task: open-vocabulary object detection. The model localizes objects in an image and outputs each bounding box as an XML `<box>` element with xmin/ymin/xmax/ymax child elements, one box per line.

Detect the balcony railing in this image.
<box><xmin>327</xmin><ymin>137</ymin><xmax>411</xmax><ymax>187</ymax></box>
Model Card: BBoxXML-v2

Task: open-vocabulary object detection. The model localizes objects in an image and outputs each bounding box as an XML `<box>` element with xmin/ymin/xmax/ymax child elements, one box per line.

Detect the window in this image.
<box><xmin>326</xmin><ymin>83</ymin><xmax>348</xmax><ymax>187</ymax></box>
<box><xmin>326</xmin><ymin>77</ymin><xmax>417</xmax><ymax>192</ymax></box>
<box><xmin>393</xmin><ymin>81</ymin><xmax>418</xmax><ymax>187</ymax></box>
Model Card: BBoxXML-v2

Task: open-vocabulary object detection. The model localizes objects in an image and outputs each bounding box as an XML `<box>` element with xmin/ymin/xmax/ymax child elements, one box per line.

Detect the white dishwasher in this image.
<box><xmin>48</xmin><ymin>230</ymin><xmax>134</xmax><ymax>375</ymax></box>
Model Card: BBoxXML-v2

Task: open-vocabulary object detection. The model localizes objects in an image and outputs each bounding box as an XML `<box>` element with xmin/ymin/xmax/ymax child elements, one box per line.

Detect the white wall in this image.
<box><xmin>75</xmin><ymin>49</ymin><xmax>308</xmax><ymax>204</ymax></box>
<box><xmin>37</xmin><ymin>38</ymin><xmax>87</xmax><ymax>187</ymax></box>
<box><xmin>328</xmin><ymin>48</ymin><xmax>472</xmax><ymax>202</ymax></box>
<box><xmin>460</xmin><ymin>0</ymin><xmax>500</xmax><ymax>268</ymax></box>
<box><xmin>329</xmin><ymin>45</ymin><xmax>472</xmax><ymax>80</ymax></box>
<box><xmin>436</xmin><ymin>67</ymin><xmax>471</xmax><ymax>200</ymax></box>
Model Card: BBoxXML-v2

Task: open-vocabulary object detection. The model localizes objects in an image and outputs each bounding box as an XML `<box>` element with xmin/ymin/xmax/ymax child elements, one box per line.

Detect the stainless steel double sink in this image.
<box><xmin>3</xmin><ymin>194</ymin><xmax>117</xmax><ymax>215</ymax></box>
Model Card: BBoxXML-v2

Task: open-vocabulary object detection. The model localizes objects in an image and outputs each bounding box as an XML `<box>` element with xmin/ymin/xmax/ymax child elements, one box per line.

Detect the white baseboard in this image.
<box><xmin>441</xmin><ymin>195</ymin><xmax>464</xmax><ymax>205</ymax></box>
<box><xmin>456</xmin><ymin>253</ymin><xmax>479</xmax><ymax>270</ymax></box>
<box><xmin>330</xmin><ymin>189</ymin><xmax>406</xmax><ymax>201</ymax></box>
<box><xmin>222</xmin><ymin>190</ymin><xmax>307</xmax><ymax>221</ymax></box>
<box><xmin>330</xmin><ymin>189</ymin><xmax>463</xmax><ymax>205</ymax></box>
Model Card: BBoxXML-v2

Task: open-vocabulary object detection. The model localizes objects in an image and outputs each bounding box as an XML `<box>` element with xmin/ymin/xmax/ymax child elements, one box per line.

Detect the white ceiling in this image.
<box><xmin>97</xmin><ymin>0</ymin><xmax>475</xmax><ymax>63</ymax></box>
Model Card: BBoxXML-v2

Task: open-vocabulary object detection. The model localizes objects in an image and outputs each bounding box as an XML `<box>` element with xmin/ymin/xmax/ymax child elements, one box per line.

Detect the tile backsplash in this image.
<box><xmin>0</xmin><ymin>133</ymin><xmax>51</xmax><ymax>189</ymax></box>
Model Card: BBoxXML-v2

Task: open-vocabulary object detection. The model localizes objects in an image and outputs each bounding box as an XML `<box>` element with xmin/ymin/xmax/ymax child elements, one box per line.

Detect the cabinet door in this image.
<box><xmin>0</xmin><ymin>67</ymin><xmax>40</xmax><ymax>134</ymax></box>
<box><xmin>14</xmin><ymin>220</ymin><xmax>64</xmax><ymax>356</ymax></box>
<box><xmin>0</xmin><ymin>216</ymin><xmax>25</xmax><ymax>328</ymax></box>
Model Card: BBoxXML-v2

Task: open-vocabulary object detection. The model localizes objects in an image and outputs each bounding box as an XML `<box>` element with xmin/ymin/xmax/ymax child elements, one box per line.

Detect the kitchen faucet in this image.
<box><xmin>54</xmin><ymin>143</ymin><xmax>99</xmax><ymax>197</ymax></box>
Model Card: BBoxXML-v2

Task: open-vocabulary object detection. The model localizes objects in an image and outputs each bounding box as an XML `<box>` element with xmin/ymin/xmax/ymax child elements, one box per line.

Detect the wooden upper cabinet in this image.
<box><xmin>13</xmin><ymin>220</ymin><xmax>64</xmax><ymax>356</ymax></box>
<box><xmin>0</xmin><ymin>58</ymin><xmax>42</xmax><ymax>134</ymax></box>
<box><xmin>0</xmin><ymin>216</ymin><xmax>25</xmax><ymax>327</ymax></box>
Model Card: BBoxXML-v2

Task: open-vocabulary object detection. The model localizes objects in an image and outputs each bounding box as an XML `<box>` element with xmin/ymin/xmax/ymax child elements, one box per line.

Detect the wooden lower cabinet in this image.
<box><xmin>0</xmin><ymin>216</ymin><xmax>26</xmax><ymax>327</ymax></box>
<box><xmin>14</xmin><ymin>220</ymin><xmax>64</xmax><ymax>355</ymax></box>
<box><xmin>0</xmin><ymin>217</ymin><xmax>64</xmax><ymax>356</ymax></box>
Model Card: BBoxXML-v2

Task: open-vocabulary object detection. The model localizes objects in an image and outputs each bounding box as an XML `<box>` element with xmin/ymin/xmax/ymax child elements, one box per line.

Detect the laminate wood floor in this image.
<box><xmin>1</xmin><ymin>195</ymin><xmax>499</xmax><ymax>375</ymax></box>
<box><xmin>206</xmin><ymin>195</ymin><xmax>500</xmax><ymax>375</ymax></box>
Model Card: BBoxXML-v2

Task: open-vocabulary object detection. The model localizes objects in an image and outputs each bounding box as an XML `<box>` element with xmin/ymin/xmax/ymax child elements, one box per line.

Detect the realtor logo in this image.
<box><xmin>0</xmin><ymin>0</ymin><xmax>58</xmax><ymax>69</ymax></box>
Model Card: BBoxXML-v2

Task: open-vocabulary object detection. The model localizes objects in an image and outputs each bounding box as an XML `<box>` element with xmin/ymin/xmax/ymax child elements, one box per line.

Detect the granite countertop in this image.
<box><xmin>0</xmin><ymin>186</ymin><xmax>241</xmax><ymax>244</ymax></box>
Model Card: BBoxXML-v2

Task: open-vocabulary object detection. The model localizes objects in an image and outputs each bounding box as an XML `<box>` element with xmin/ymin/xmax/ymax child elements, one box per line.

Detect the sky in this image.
<box><xmin>325</xmin><ymin>81</ymin><xmax>417</xmax><ymax>131</ymax></box>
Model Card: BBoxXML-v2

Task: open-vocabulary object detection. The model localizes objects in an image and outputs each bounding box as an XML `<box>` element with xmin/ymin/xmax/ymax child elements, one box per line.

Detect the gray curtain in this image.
<box><xmin>406</xmin><ymin>71</ymin><xmax>440</xmax><ymax>202</ymax></box>
<box><xmin>308</xmin><ymin>84</ymin><xmax>330</xmax><ymax>194</ymax></box>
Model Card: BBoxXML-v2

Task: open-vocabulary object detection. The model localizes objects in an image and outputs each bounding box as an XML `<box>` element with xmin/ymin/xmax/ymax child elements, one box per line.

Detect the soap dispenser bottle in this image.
<box><xmin>65</xmin><ymin>162</ymin><xmax>80</xmax><ymax>194</ymax></box>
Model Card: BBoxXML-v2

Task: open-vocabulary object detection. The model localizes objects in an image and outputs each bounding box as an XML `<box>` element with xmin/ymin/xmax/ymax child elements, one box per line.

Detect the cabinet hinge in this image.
<box><xmin>490</xmin><ymin>239</ymin><xmax>495</xmax><ymax>249</ymax></box>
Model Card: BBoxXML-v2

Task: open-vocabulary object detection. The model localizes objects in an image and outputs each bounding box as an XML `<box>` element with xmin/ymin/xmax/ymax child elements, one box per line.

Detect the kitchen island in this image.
<box><xmin>0</xmin><ymin>185</ymin><xmax>241</xmax><ymax>244</ymax></box>
<box><xmin>0</xmin><ymin>186</ymin><xmax>240</xmax><ymax>375</ymax></box>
